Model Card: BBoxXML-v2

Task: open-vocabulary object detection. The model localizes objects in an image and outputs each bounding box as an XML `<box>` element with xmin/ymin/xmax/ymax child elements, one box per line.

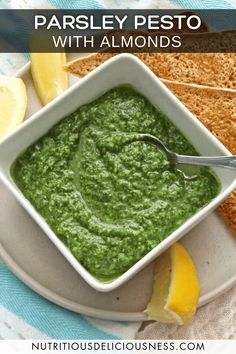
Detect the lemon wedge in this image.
<box><xmin>0</xmin><ymin>76</ymin><xmax>27</xmax><ymax>140</ymax></box>
<box><xmin>146</xmin><ymin>242</ymin><xmax>200</xmax><ymax>325</ymax></box>
<box><xmin>30</xmin><ymin>53</ymin><xmax>68</xmax><ymax>105</ymax></box>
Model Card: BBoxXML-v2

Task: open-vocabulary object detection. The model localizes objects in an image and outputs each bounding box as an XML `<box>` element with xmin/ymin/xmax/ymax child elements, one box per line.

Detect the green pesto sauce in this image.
<box><xmin>12</xmin><ymin>86</ymin><xmax>220</xmax><ymax>279</ymax></box>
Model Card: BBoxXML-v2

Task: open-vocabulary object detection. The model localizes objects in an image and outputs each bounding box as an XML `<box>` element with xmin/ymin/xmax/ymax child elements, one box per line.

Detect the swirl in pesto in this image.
<box><xmin>12</xmin><ymin>86</ymin><xmax>220</xmax><ymax>279</ymax></box>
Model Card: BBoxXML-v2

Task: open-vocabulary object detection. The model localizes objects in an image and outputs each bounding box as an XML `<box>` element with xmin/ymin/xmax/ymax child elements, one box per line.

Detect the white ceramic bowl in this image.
<box><xmin>0</xmin><ymin>54</ymin><xmax>236</xmax><ymax>292</ymax></box>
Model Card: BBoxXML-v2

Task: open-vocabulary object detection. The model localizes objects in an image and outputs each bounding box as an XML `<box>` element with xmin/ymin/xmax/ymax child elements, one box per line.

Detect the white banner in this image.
<box><xmin>0</xmin><ymin>340</ymin><xmax>235</xmax><ymax>354</ymax></box>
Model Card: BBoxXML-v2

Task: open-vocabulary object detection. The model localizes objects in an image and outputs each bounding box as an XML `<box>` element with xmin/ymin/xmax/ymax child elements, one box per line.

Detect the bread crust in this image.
<box><xmin>65</xmin><ymin>51</ymin><xmax>236</xmax><ymax>89</ymax></box>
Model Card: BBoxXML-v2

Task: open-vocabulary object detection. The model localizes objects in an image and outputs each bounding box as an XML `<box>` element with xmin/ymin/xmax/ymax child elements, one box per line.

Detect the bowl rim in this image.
<box><xmin>0</xmin><ymin>53</ymin><xmax>236</xmax><ymax>292</ymax></box>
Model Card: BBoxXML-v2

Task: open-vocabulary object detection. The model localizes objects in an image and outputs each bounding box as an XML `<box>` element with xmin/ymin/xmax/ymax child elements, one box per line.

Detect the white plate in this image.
<box><xmin>1</xmin><ymin>54</ymin><xmax>236</xmax><ymax>291</ymax></box>
<box><xmin>0</xmin><ymin>55</ymin><xmax>236</xmax><ymax>320</ymax></box>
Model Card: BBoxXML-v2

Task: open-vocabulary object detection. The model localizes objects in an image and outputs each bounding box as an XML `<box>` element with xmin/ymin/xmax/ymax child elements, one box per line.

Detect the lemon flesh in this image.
<box><xmin>0</xmin><ymin>76</ymin><xmax>27</xmax><ymax>140</ymax></box>
<box><xmin>31</xmin><ymin>53</ymin><xmax>68</xmax><ymax>105</ymax></box>
<box><xmin>146</xmin><ymin>242</ymin><xmax>200</xmax><ymax>325</ymax></box>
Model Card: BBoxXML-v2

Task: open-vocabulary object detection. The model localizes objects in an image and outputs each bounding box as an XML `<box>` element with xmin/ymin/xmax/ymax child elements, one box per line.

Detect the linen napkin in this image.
<box><xmin>0</xmin><ymin>262</ymin><xmax>140</xmax><ymax>339</ymax></box>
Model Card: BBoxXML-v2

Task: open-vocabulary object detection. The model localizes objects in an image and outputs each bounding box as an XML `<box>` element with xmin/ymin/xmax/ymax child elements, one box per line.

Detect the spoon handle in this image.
<box><xmin>176</xmin><ymin>155</ymin><xmax>236</xmax><ymax>170</ymax></box>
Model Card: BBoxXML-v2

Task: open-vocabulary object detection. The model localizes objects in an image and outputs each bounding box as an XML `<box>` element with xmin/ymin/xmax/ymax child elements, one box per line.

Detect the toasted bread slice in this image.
<box><xmin>65</xmin><ymin>51</ymin><xmax>236</xmax><ymax>89</ymax></box>
<box><xmin>162</xmin><ymin>80</ymin><xmax>236</xmax><ymax>154</ymax></box>
<box><xmin>162</xmin><ymin>79</ymin><xmax>236</xmax><ymax>234</ymax></box>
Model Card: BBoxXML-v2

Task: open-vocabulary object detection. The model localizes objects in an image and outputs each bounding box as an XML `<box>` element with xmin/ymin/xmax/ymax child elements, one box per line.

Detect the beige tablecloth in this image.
<box><xmin>137</xmin><ymin>286</ymin><xmax>236</xmax><ymax>339</ymax></box>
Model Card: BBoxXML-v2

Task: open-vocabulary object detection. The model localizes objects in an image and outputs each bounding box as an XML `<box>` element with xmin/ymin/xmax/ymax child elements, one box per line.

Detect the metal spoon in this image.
<box><xmin>137</xmin><ymin>133</ymin><xmax>236</xmax><ymax>170</ymax></box>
